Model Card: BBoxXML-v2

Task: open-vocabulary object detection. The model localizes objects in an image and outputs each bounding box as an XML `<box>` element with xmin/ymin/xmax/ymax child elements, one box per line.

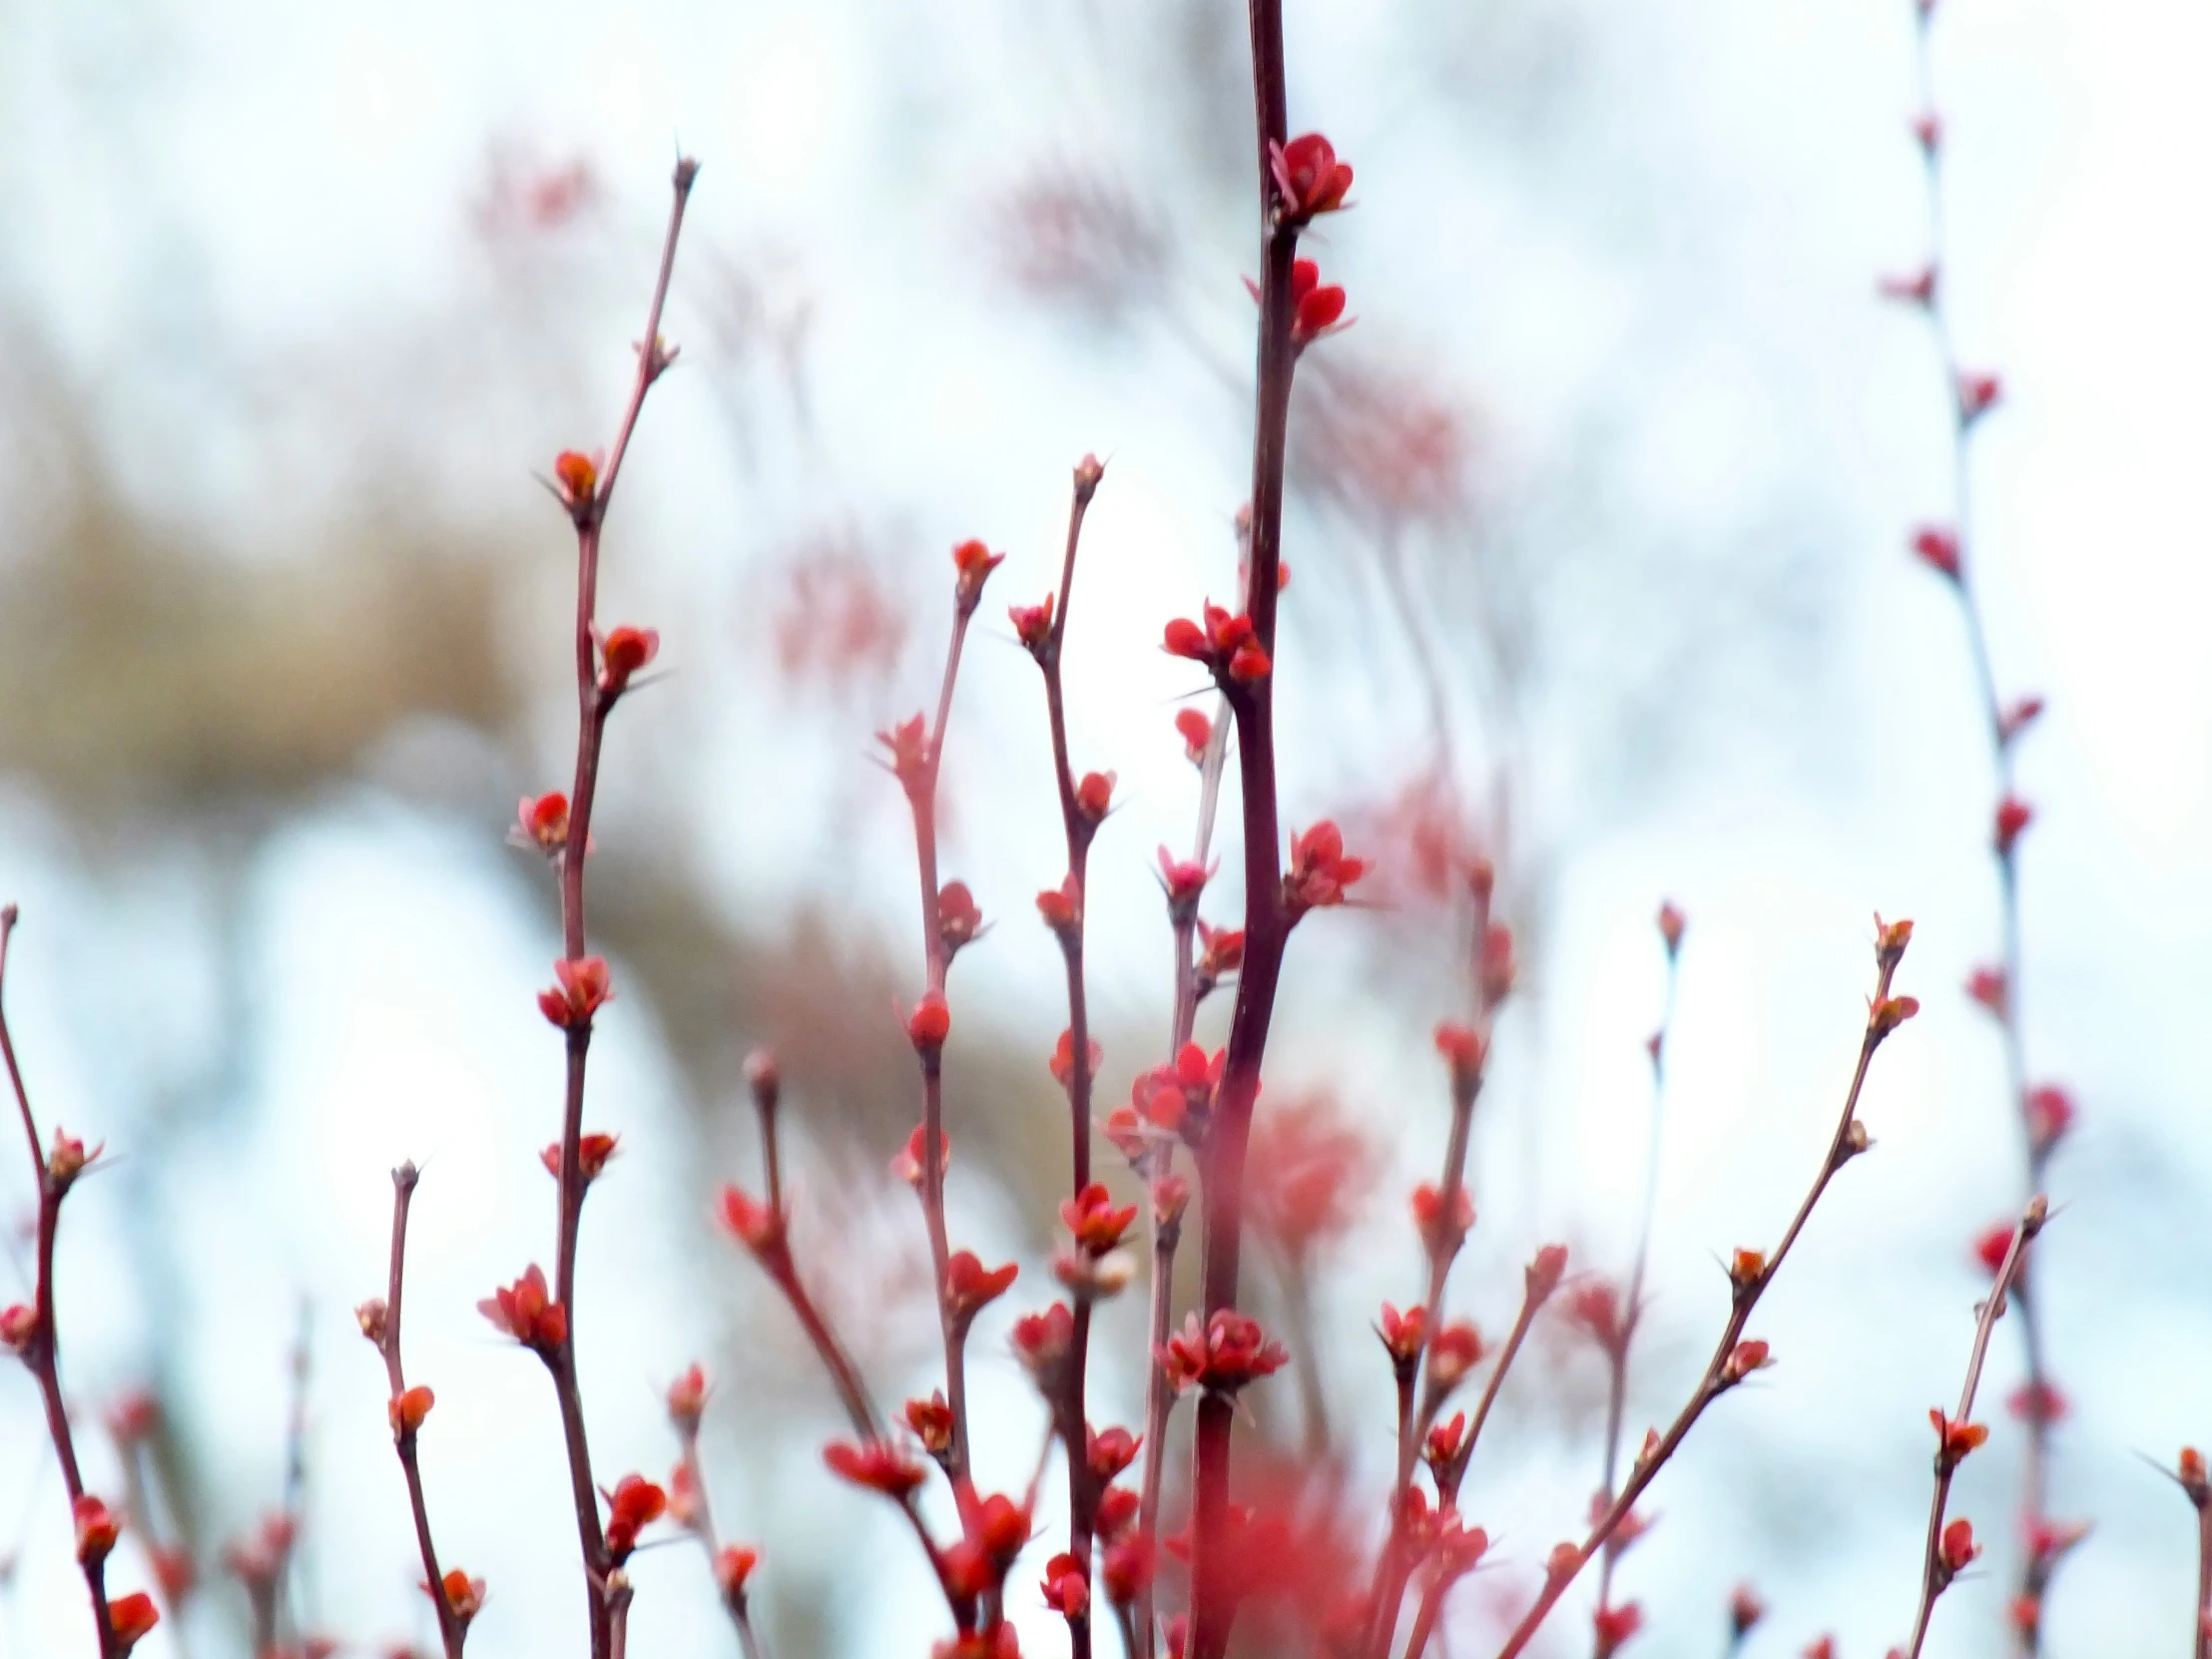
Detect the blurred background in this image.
<box><xmin>2</xmin><ymin>0</ymin><xmax>2208</xmax><ymax>1655</ymax></box>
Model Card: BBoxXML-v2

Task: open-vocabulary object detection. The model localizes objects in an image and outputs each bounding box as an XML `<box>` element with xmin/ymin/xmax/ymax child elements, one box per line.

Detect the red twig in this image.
<box><xmin>1484</xmin><ymin>920</ymin><xmax>1922</xmax><ymax>1659</ymax></box>
<box><xmin>1892</xmin><ymin>9</ymin><xmax>2063</xmax><ymax>1641</ymax></box>
<box><xmin>1589</xmin><ymin>912</ymin><xmax>1683</xmax><ymax>1643</ymax></box>
<box><xmin>368</xmin><ymin>1163</ymin><xmax>465</xmax><ymax>1659</ymax></box>
<box><xmin>669</xmin><ymin>1393</ymin><xmax>768</xmax><ymax>1659</ymax></box>
<box><xmin>1902</xmin><ymin>1195</ymin><xmax>2047</xmax><ymax>1659</ymax></box>
<box><xmin>1189</xmin><ymin>2</ymin><xmax>1300</xmax><ymax>1651</ymax></box>
<box><xmin>542</xmin><ymin>155</ymin><xmax>699</xmax><ymax>1659</ymax></box>
<box><xmin>0</xmin><ymin>905</ymin><xmax>122</xmax><ymax>1659</ymax></box>
<box><xmin>1025</xmin><ymin>455</ymin><xmax>1108</xmax><ymax>1659</ymax></box>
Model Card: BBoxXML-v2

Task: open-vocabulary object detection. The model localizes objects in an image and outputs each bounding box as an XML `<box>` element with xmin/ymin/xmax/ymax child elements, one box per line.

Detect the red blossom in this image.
<box><xmin>1379</xmin><ymin>1303</ymin><xmax>1427</xmax><ymax>1367</ymax></box>
<box><xmin>477</xmin><ymin>1265</ymin><xmax>568</xmax><ymax>1353</ymax></box>
<box><xmin>1195</xmin><ymin>919</ymin><xmax>1245</xmax><ymax>985</ymax></box>
<box><xmin>1163</xmin><ymin>604</ymin><xmax>1269</xmax><ymax>685</ymax></box>
<box><xmin>1158</xmin><ymin>1310</ymin><xmax>1289</xmax><ymax>1395</ymax></box>
<box><xmin>667</xmin><ymin>1363</ymin><xmax>708</xmax><ymax>1431</ymax></box>
<box><xmin>1913</xmin><ymin>111</ymin><xmax>1943</xmax><ymax>154</ymax></box>
<box><xmin>1913</xmin><ymin>525</ymin><xmax>1962</xmax><ymax>581</ymax></box>
<box><xmin>1247</xmin><ymin>1093</ymin><xmax>1378</xmax><ymax>1260</ymax></box>
<box><xmin>540</xmin><ymin>1132</ymin><xmax>620</xmax><ymax>1182</ymax></box>
<box><xmin>1729</xmin><ymin>1584</ymin><xmax>1766</xmax><ymax>1637</ymax></box>
<box><xmin>1957</xmin><ymin>371</ymin><xmax>2003</xmax><ymax>421</ymax></box>
<box><xmin>1050</xmin><ymin>1028</ymin><xmax>1103</xmax><ymax>1091</ymax></box>
<box><xmin>387</xmin><ymin>1385</ymin><xmax>435</xmax><ymax>1436</ymax></box>
<box><xmin>1088</xmin><ymin>1425</ymin><xmax>1141</xmax><ymax>1481</ymax></box>
<box><xmin>1931</xmin><ymin>1409</ymin><xmax>1989</xmax><ymax>1468</ymax></box>
<box><xmin>602</xmin><ymin>1473</ymin><xmax>668</xmax><ymax>1562</ymax></box>
<box><xmin>2025</xmin><ymin>1084</ymin><xmax>2075</xmax><ymax>1154</ymax></box>
<box><xmin>1076</xmin><ymin>770</ymin><xmax>1116</xmax><ymax>822</ymax></box>
<box><xmin>553</xmin><ymin>449</ymin><xmax>599</xmax><ymax>510</ymax></box>
<box><xmin>1592</xmin><ymin>1601</ymin><xmax>1644</xmax><ymax>1657</ymax></box>
<box><xmin>1285</xmin><ymin>820</ymin><xmax>1367</xmax><ymax>913</ymax></box>
<box><xmin>516</xmin><ymin>791</ymin><xmax>571</xmax><ymax>854</ymax></box>
<box><xmin>1063</xmin><ymin>1184</ymin><xmax>1139</xmax><ymax>1255</ymax></box>
<box><xmin>1721</xmin><ymin>1339</ymin><xmax>1772</xmax><ymax>1384</ymax></box>
<box><xmin>1037</xmin><ymin>874</ymin><xmax>1082</xmax><ymax>933</ymax></box>
<box><xmin>719</xmin><ymin>1186</ymin><xmax>788</xmax><ymax>1264</ymax></box>
<box><xmin>1157</xmin><ymin>847</ymin><xmax>1212</xmax><ymax>912</ymax></box>
<box><xmin>1993</xmin><ymin>795</ymin><xmax>2034</xmax><ymax>856</ymax></box>
<box><xmin>1939</xmin><ymin>1515</ymin><xmax>1981</xmax><ymax>1575</ymax></box>
<box><xmin>1103</xmin><ymin>1535</ymin><xmax>1156</xmax><ymax>1603</ymax></box>
<box><xmin>1175</xmin><ymin>708</ymin><xmax>1214</xmax><ymax>763</ymax></box>
<box><xmin>1</xmin><ymin>1303</ymin><xmax>36</xmax><ymax>1354</ymax></box>
<box><xmin>2009</xmin><ymin>1380</ymin><xmax>2068</xmax><ymax>1424</ymax></box>
<box><xmin>1096</xmin><ymin>1484</ymin><xmax>1140</xmax><ymax>1539</ymax></box>
<box><xmin>944</xmin><ymin>1251</ymin><xmax>1020</xmax><ymax>1331</ymax></box>
<box><xmin>939</xmin><ymin>880</ymin><xmax>984</xmax><ymax>957</ymax></box>
<box><xmin>1012</xmin><ymin>1302</ymin><xmax>1077</xmax><ymax>1385</ymax></box>
<box><xmin>1881</xmin><ymin>266</ymin><xmax>1938</xmax><ymax>305</ymax></box>
<box><xmin>1010</xmin><ymin>593</ymin><xmax>1056</xmax><ymax>655</ymax></box>
<box><xmin>952</xmin><ymin>539</ymin><xmax>1006</xmax><ymax>609</ymax></box>
<box><xmin>74</xmin><ymin>1495</ymin><xmax>120</xmax><ymax>1565</ymax></box>
<box><xmin>824</xmin><ymin>1438</ymin><xmax>927</xmax><ymax>1499</ymax></box>
<box><xmin>538</xmin><ymin>955</ymin><xmax>613</xmax><ymax>1029</ymax></box>
<box><xmin>1289</xmin><ymin>259</ymin><xmax>1350</xmax><ymax>347</ymax></box>
<box><xmin>108</xmin><ymin>1592</ymin><xmax>161</xmax><ymax>1653</ymax></box>
<box><xmin>907</xmin><ymin>991</ymin><xmax>952</xmax><ymax>1052</ymax></box>
<box><xmin>906</xmin><ymin>1392</ymin><xmax>955</xmax><ymax>1457</ymax></box>
<box><xmin>1041</xmin><ymin>1552</ymin><xmax>1090</xmax><ymax>1619</ymax></box>
<box><xmin>1528</xmin><ymin>1244</ymin><xmax>1571</xmax><ymax>1301</ymax></box>
<box><xmin>1272</xmin><ymin>133</ymin><xmax>1355</xmax><ymax>222</ymax></box>
<box><xmin>891</xmin><ymin>1122</ymin><xmax>951</xmax><ymax>1188</ymax></box>
<box><xmin>1972</xmin><ymin>1220</ymin><xmax>2016</xmax><ymax>1277</ymax></box>
<box><xmin>877</xmin><ymin>714</ymin><xmax>930</xmax><ymax>793</ymax></box>
<box><xmin>1433</xmin><ymin>1021</ymin><xmax>1486</xmax><ymax>1094</ymax></box>
<box><xmin>150</xmin><ymin>1545</ymin><xmax>195</xmax><ymax>1603</ymax></box>
<box><xmin>1424</xmin><ymin>1411</ymin><xmax>1466</xmax><ymax>1470</ymax></box>
<box><xmin>1999</xmin><ymin>695</ymin><xmax>2046</xmax><ymax>744</ymax></box>
<box><xmin>1411</xmin><ymin>1181</ymin><xmax>1474</xmax><ymax>1259</ymax></box>
<box><xmin>716</xmin><ymin>1544</ymin><xmax>760</xmax><ymax>1600</ymax></box>
<box><xmin>434</xmin><ymin>1569</ymin><xmax>486</xmax><ymax>1627</ymax></box>
<box><xmin>1427</xmin><ymin>1321</ymin><xmax>1484</xmax><ymax>1390</ymax></box>
<box><xmin>1966</xmin><ymin>964</ymin><xmax>2008</xmax><ymax>1020</ymax></box>
<box><xmin>599</xmin><ymin>625</ymin><xmax>660</xmax><ymax>695</ymax></box>
<box><xmin>1566</xmin><ymin>1280</ymin><xmax>1628</xmax><ymax>1358</ymax></box>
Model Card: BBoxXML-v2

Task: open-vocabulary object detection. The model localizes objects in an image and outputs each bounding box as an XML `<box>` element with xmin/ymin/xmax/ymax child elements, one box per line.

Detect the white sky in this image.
<box><xmin>3</xmin><ymin>0</ymin><xmax>2211</xmax><ymax>1656</ymax></box>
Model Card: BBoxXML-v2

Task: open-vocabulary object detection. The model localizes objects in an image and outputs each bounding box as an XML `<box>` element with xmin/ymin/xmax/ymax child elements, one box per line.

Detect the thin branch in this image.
<box><xmin>374</xmin><ymin>1163</ymin><xmax>464</xmax><ymax>1659</ymax></box>
<box><xmin>544</xmin><ymin>156</ymin><xmax>699</xmax><ymax>1659</ymax></box>
<box><xmin>1902</xmin><ymin>1196</ymin><xmax>2046</xmax><ymax>1659</ymax></box>
<box><xmin>0</xmin><ymin>905</ymin><xmax>121</xmax><ymax>1659</ymax></box>
<box><xmin>1484</xmin><ymin>923</ymin><xmax>1920</xmax><ymax>1659</ymax></box>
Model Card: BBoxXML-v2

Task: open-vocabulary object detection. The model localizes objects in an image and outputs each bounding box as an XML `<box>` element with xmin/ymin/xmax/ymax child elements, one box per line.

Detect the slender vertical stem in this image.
<box><xmin>0</xmin><ymin>907</ymin><xmax>119</xmax><ymax>1659</ymax></box>
<box><xmin>1189</xmin><ymin>6</ymin><xmax>1297</xmax><ymax>1653</ymax></box>
<box><xmin>1032</xmin><ymin>459</ymin><xmax>1105</xmax><ymax>1659</ymax></box>
<box><xmin>546</xmin><ymin>157</ymin><xmax>698</xmax><ymax>1659</ymax></box>
<box><xmin>900</xmin><ymin>596</ymin><xmax>979</xmax><ymax>1482</ymax></box>
<box><xmin>378</xmin><ymin>1164</ymin><xmax>464</xmax><ymax>1659</ymax></box>
<box><xmin>1903</xmin><ymin>1198</ymin><xmax>2044</xmax><ymax>1659</ymax></box>
<box><xmin>1901</xmin><ymin>14</ymin><xmax>2057</xmax><ymax>1640</ymax></box>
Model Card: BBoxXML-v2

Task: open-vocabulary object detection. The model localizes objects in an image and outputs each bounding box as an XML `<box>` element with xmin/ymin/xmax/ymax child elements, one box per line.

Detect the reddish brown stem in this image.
<box><xmin>1899</xmin><ymin>13</ymin><xmax>2058</xmax><ymax>1642</ymax></box>
<box><xmin>1590</xmin><ymin>942</ymin><xmax>1679</xmax><ymax>1638</ymax></box>
<box><xmin>1485</xmin><ymin>936</ymin><xmax>1913</xmax><ymax>1659</ymax></box>
<box><xmin>1188</xmin><ymin>4</ymin><xmax>1299</xmax><ymax>1652</ymax></box>
<box><xmin>1903</xmin><ymin>1197</ymin><xmax>2045</xmax><ymax>1659</ymax></box>
<box><xmin>545</xmin><ymin>157</ymin><xmax>698</xmax><ymax>1659</ymax></box>
<box><xmin>671</xmin><ymin>1418</ymin><xmax>768</xmax><ymax>1659</ymax></box>
<box><xmin>378</xmin><ymin>1163</ymin><xmax>465</xmax><ymax>1659</ymax></box>
<box><xmin>1032</xmin><ymin>457</ymin><xmax>1106</xmax><ymax>1659</ymax></box>
<box><xmin>2196</xmin><ymin>1503</ymin><xmax>2210</xmax><ymax>1659</ymax></box>
<box><xmin>0</xmin><ymin>907</ymin><xmax>121</xmax><ymax>1659</ymax></box>
<box><xmin>896</xmin><ymin>588</ymin><xmax>980</xmax><ymax>1483</ymax></box>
